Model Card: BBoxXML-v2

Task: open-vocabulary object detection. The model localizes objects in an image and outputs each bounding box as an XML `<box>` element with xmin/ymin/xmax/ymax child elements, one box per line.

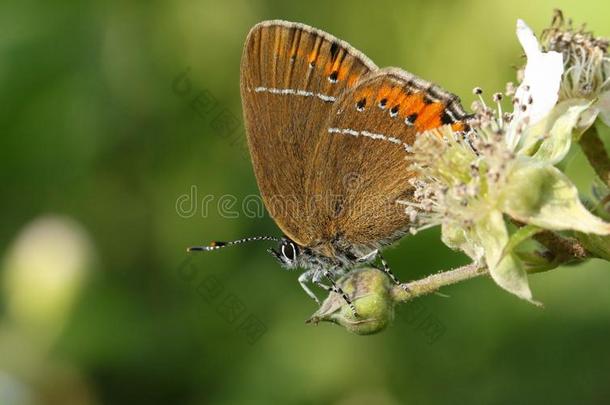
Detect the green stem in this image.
<box><xmin>580</xmin><ymin>125</ymin><xmax>610</xmax><ymax>187</ymax></box>
<box><xmin>510</xmin><ymin>220</ymin><xmax>593</xmax><ymax>262</ymax></box>
<box><xmin>391</xmin><ymin>234</ymin><xmax>594</xmax><ymax>302</ymax></box>
<box><xmin>391</xmin><ymin>263</ymin><xmax>487</xmax><ymax>303</ymax></box>
<box><xmin>533</xmin><ymin>230</ymin><xmax>591</xmax><ymax>261</ymax></box>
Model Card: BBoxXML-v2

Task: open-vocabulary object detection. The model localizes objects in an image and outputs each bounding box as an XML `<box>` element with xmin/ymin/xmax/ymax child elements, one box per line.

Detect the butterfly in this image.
<box><xmin>189</xmin><ymin>20</ymin><xmax>469</xmax><ymax>315</ymax></box>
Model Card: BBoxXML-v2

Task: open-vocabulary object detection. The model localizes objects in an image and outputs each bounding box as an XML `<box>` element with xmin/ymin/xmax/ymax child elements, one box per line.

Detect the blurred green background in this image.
<box><xmin>1</xmin><ymin>0</ymin><xmax>610</xmax><ymax>404</ymax></box>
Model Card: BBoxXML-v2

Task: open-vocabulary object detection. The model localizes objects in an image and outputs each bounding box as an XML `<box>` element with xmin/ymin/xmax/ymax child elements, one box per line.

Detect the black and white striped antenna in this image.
<box><xmin>187</xmin><ymin>236</ymin><xmax>280</xmax><ymax>252</ymax></box>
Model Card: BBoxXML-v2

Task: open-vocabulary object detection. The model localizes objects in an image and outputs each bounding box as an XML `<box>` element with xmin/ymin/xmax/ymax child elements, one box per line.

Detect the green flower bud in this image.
<box><xmin>307</xmin><ymin>268</ymin><xmax>395</xmax><ymax>335</ymax></box>
<box><xmin>2</xmin><ymin>216</ymin><xmax>93</xmax><ymax>343</ymax></box>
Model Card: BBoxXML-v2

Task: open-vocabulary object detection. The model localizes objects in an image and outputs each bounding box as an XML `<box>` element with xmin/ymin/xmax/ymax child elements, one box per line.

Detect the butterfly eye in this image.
<box><xmin>281</xmin><ymin>242</ymin><xmax>297</xmax><ymax>262</ymax></box>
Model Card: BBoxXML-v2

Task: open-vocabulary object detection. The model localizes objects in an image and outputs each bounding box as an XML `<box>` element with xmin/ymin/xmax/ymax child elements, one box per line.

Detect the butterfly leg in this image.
<box><xmin>357</xmin><ymin>249</ymin><xmax>401</xmax><ymax>285</ymax></box>
<box><xmin>356</xmin><ymin>249</ymin><xmax>379</xmax><ymax>263</ymax></box>
<box><xmin>314</xmin><ymin>270</ymin><xmax>358</xmax><ymax>317</ymax></box>
<box><xmin>376</xmin><ymin>252</ymin><xmax>400</xmax><ymax>285</ymax></box>
<box><xmin>372</xmin><ymin>252</ymin><xmax>410</xmax><ymax>292</ymax></box>
<box><xmin>298</xmin><ymin>270</ymin><xmax>321</xmax><ymax>305</ymax></box>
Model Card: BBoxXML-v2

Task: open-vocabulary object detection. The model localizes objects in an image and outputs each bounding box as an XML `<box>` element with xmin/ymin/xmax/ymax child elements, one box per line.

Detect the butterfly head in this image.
<box><xmin>188</xmin><ymin>235</ymin><xmax>306</xmax><ymax>269</ymax></box>
<box><xmin>188</xmin><ymin>235</ymin><xmax>348</xmax><ymax>271</ymax></box>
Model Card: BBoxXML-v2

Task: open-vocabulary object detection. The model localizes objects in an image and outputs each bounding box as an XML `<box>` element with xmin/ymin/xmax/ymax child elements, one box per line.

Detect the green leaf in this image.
<box><xmin>519</xmin><ymin>99</ymin><xmax>591</xmax><ymax>164</ymax></box>
<box><xmin>476</xmin><ymin>210</ymin><xmax>509</xmax><ymax>270</ymax></box>
<box><xmin>504</xmin><ymin>160</ymin><xmax>610</xmax><ymax>234</ymax></box>
<box><xmin>590</xmin><ymin>179</ymin><xmax>610</xmax><ymax>221</ymax></box>
<box><xmin>494</xmin><ymin>253</ymin><xmax>541</xmax><ymax>305</ymax></box>
<box><xmin>502</xmin><ymin>224</ymin><xmax>542</xmax><ymax>258</ymax></box>
<box><xmin>514</xmin><ymin>250</ymin><xmax>560</xmax><ymax>273</ymax></box>
<box><xmin>475</xmin><ymin>211</ymin><xmax>537</xmax><ymax>304</ymax></box>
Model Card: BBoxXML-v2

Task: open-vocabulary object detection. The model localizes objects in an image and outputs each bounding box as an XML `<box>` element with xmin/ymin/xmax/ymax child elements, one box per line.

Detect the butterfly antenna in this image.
<box><xmin>187</xmin><ymin>236</ymin><xmax>280</xmax><ymax>252</ymax></box>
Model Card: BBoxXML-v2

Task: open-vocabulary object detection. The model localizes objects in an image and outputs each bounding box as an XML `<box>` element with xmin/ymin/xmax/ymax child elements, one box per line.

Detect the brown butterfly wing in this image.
<box><xmin>240</xmin><ymin>20</ymin><xmax>377</xmax><ymax>246</ymax></box>
<box><xmin>305</xmin><ymin>67</ymin><xmax>469</xmax><ymax>250</ymax></box>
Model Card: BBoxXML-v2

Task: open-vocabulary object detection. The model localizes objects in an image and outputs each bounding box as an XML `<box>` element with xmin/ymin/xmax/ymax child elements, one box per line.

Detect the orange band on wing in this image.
<box><xmin>451</xmin><ymin>122</ymin><xmax>466</xmax><ymax>131</ymax></box>
<box><xmin>415</xmin><ymin>102</ymin><xmax>444</xmax><ymax>132</ymax></box>
<box><xmin>400</xmin><ymin>93</ymin><xmax>426</xmax><ymax>117</ymax></box>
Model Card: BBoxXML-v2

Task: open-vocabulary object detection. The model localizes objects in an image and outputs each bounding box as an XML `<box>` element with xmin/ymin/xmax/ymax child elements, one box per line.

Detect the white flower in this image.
<box><xmin>402</xmin><ymin>19</ymin><xmax>610</xmax><ymax>304</ymax></box>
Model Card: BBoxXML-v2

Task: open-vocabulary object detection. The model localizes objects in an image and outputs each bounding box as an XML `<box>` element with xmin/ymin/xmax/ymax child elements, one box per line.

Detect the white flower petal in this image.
<box><xmin>516</xmin><ymin>19</ymin><xmax>540</xmax><ymax>56</ymax></box>
<box><xmin>512</xmin><ymin>19</ymin><xmax>564</xmax><ymax>127</ymax></box>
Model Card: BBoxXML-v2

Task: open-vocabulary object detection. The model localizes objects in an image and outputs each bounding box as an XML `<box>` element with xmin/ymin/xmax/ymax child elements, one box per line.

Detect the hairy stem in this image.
<box><xmin>391</xmin><ymin>263</ymin><xmax>487</xmax><ymax>303</ymax></box>
<box><xmin>390</xmin><ymin>234</ymin><xmax>593</xmax><ymax>303</ymax></box>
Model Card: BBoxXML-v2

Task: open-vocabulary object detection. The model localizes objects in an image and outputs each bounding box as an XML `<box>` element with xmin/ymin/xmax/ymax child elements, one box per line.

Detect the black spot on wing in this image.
<box><xmin>441</xmin><ymin>111</ymin><xmax>454</xmax><ymax>125</ymax></box>
<box><xmin>356</xmin><ymin>98</ymin><xmax>367</xmax><ymax>111</ymax></box>
<box><xmin>406</xmin><ymin>113</ymin><xmax>418</xmax><ymax>125</ymax></box>
<box><xmin>330</xmin><ymin>42</ymin><xmax>339</xmax><ymax>61</ymax></box>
